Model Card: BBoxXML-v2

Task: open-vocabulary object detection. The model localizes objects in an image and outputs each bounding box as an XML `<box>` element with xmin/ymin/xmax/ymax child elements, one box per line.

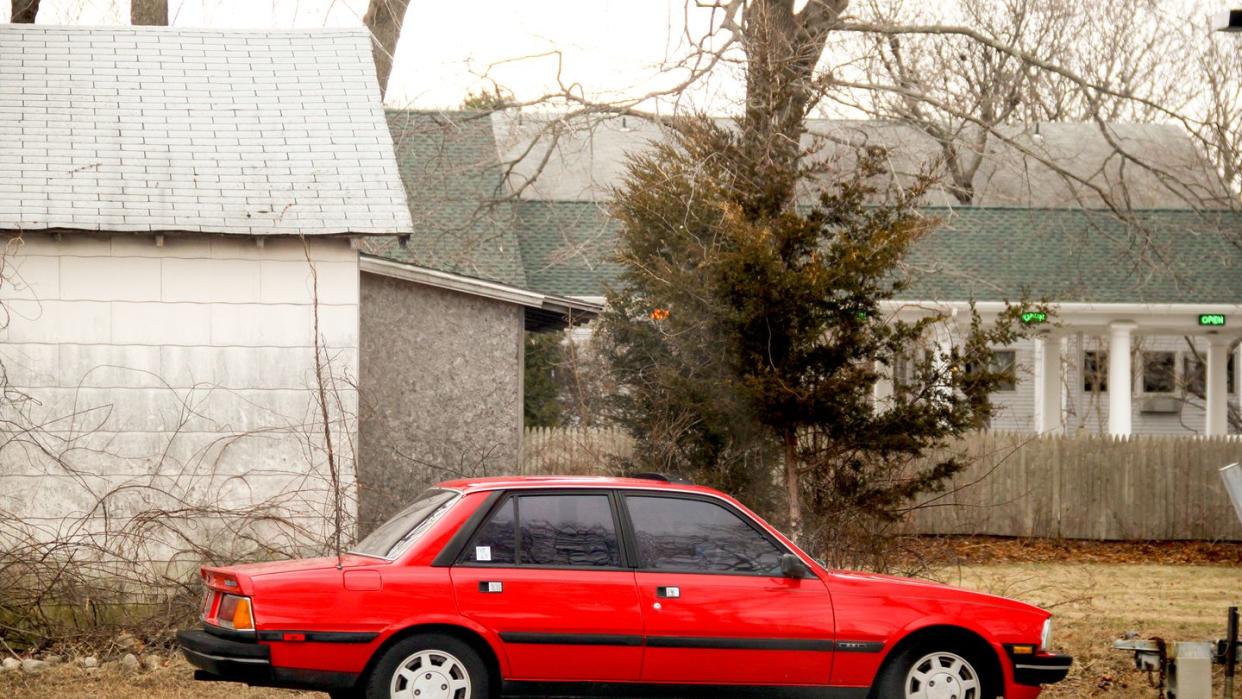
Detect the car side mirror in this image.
<box><xmin>779</xmin><ymin>553</ymin><xmax>810</xmax><ymax>579</ymax></box>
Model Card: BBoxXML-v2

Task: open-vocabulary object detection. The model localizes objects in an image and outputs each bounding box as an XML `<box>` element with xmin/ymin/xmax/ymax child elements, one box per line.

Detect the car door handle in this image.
<box><xmin>656</xmin><ymin>586</ymin><xmax>680</xmax><ymax>599</ymax></box>
<box><xmin>478</xmin><ymin>581</ymin><xmax>503</xmax><ymax>593</ymax></box>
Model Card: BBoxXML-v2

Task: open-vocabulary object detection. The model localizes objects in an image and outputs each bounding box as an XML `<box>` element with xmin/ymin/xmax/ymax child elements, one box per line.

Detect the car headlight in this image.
<box><xmin>1040</xmin><ymin>617</ymin><xmax>1053</xmax><ymax>650</ymax></box>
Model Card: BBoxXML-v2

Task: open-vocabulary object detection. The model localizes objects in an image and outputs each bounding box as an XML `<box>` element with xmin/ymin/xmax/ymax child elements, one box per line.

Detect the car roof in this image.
<box><xmin>436</xmin><ymin>475</ymin><xmax>723</xmax><ymax>497</ymax></box>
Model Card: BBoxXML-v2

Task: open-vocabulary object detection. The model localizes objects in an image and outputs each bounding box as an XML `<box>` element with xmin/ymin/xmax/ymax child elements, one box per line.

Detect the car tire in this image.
<box><xmin>365</xmin><ymin>633</ymin><xmax>491</xmax><ymax>699</ymax></box>
<box><xmin>874</xmin><ymin>643</ymin><xmax>997</xmax><ymax>699</ymax></box>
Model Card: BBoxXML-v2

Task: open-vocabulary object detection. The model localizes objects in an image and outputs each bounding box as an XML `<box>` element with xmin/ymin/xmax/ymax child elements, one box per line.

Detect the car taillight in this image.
<box><xmin>215</xmin><ymin>594</ymin><xmax>255</xmax><ymax>631</ymax></box>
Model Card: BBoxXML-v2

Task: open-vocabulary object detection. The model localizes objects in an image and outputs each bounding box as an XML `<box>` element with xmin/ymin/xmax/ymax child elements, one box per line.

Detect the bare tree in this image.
<box><xmin>842</xmin><ymin>0</ymin><xmax>1193</xmax><ymax>205</ymax></box>
<box><xmin>10</xmin><ymin>0</ymin><xmax>39</xmax><ymax>23</ymax></box>
<box><xmin>130</xmin><ymin>0</ymin><xmax>168</xmax><ymax>26</ymax></box>
<box><xmin>362</xmin><ymin>0</ymin><xmax>413</xmax><ymax>99</ymax></box>
<box><xmin>1189</xmin><ymin>19</ymin><xmax>1242</xmax><ymax>198</ymax></box>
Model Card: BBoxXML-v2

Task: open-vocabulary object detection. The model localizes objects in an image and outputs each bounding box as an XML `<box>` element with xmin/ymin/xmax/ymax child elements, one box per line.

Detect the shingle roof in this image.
<box><xmin>376</xmin><ymin>110</ymin><xmax>1241</xmax><ymax>305</ymax></box>
<box><xmin>516</xmin><ymin>200</ymin><xmax>622</xmax><ymax>297</ymax></box>
<box><xmin>0</xmin><ymin>25</ymin><xmax>411</xmax><ymax>236</ymax></box>
<box><xmin>366</xmin><ymin>110</ymin><xmax>526</xmax><ymax>286</ymax></box>
<box><xmin>901</xmin><ymin>208</ymin><xmax>1242</xmax><ymax>304</ymax></box>
<box><xmin>512</xmin><ymin>203</ymin><xmax>1242</xmax><ymax>305</ymax></box>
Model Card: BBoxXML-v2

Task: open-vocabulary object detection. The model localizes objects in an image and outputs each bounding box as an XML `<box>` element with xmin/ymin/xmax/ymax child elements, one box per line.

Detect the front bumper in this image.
<box><xmin>1010</xmin><ymin>651</ymin><xmax>1073</xmax><ymax>686</ymax></box>
<box><xmin>177</xmin><ymin>627</ymin><xmax>357</xmax><ymax>691</ymax></box>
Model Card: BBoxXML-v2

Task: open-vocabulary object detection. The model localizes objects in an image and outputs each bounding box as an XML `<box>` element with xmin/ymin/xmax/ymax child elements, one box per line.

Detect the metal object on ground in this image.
<box><xmin>1224</xmin><ymin>606</ymin><xmax>1238</xmax><ymax>699</ymax></box>
<box><xmin>1114</xmin><ymin>636</ymin><xmax>1235</xmax><ymax>698</ymax></box>
<box><xmin>1221</xmin><ymin>463</ymin><xmax>1242</xmax><ymax>526</ymax></box>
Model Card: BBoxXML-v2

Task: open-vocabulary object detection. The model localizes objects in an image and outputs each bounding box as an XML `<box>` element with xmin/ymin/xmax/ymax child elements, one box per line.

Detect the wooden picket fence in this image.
<box><xmin>520</xmin><ymin>426</ymin><xmax>635</xmax><ymax>475</ymax></box>
<box><xmin>520</xmin><ymin>428</ymin><xmax>1242</xmax><ymax>540</ymax></box>
<box><xmin>909</xmin><ymin>432</ymin><xmax>1242</xmax><ymax>540</ymax></box>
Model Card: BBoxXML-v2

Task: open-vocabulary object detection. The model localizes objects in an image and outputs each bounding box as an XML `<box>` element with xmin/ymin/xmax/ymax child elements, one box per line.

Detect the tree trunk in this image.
<box><xmin>131</xmin><ymin>0</ymin><xmax>168</xmax><ymax>26</ymax></box>
<box><xmin>738</xmin><ymin>0</ymin><xmax>847</xmax><ymax>216</ymax></box>
<box><xmin>362</xmin><ymin>0</ymin><xmax>412</xmax><ymax>99</ymax></box>
<box><xmin>783</xmin><ymin>430</ymin><xmax>802</xmax><ymax>543</ymax></box>
<box><xmin>10</xmin><ymin>0</ymin><xmax>39</xmax><ymax>23</ymax></box>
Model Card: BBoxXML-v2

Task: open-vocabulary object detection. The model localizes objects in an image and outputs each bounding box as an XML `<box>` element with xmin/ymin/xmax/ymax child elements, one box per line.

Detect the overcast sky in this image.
<box><xmin>5</xmin><ymin>0</ymin><xmax>746</xmax><ymax>111</ymax></box>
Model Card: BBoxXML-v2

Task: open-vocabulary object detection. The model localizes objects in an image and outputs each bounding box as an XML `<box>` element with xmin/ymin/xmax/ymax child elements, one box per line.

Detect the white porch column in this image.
<box><xmin>930</xmin><ymin>321</ymin><xmax>956</xmax><ymax>407</ymax></box>
<box><xmin>1035</xmin><ymin>333</ymin><xmax>1064</xmax><ymax>434</ymax></box>
<box><xmin>1206</xmin><ymin>335</ymin><xmax>1232</xmax><ymax>436</ymax></box>
<box><xmin>1108</xmin><ymin>321</ymin><xmax>1136</xmax><ymax>436</ymax></box>
<box><xmin>873</xmin><ymin>362</ymin><xmax>894</xmax><ymax>412</ymax></box>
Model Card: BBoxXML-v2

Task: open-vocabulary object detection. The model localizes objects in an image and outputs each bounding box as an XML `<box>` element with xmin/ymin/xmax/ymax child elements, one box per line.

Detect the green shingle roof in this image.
<box><xmin>513</xmin><ymin>204</ymin><xmax>1242</xmax><ymax>304</ymax></box>
<box><xmin>377</xmin><ymin>111</ymin><xmax>1242</xmax><ymax>306</ymax></box>
<box><xmin>515</xmin><ymin>201</ymin><xmax>624</xmax><ymax>297</ymax></box>
<box><xmin>902</xmin><ymin>208</ymin><xmax>1242</xmax><ymax>304</ymax></box>
<box><xmin>368</xmin><ymin>110</ymin><xmax>527</xmax><ymax>287</ymax></box>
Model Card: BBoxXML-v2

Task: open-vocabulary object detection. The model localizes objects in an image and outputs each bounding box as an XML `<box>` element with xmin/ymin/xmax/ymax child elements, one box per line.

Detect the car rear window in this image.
<box><xmin>352</xmin><ymin>488</ymin><xmax>459</xmax><ymax>559</ymax></box>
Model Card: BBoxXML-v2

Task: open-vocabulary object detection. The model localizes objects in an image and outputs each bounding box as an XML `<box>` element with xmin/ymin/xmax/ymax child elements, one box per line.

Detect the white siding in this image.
<box><xmin>990</xmin><ymin>335</ymin><xmax>1240</xmax><ymax>435</ymax></box>
<box><xmin>0</xmin><ymin>232</ymin><xmax>360</xmax><ymax>560</ymax></box>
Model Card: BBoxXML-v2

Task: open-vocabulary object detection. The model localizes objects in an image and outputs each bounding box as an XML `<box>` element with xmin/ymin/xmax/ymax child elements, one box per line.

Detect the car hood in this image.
<box><xmin>828</xmin><ymin>569</ymin><xmax>1047</xmax><ymax>616</ymax></box>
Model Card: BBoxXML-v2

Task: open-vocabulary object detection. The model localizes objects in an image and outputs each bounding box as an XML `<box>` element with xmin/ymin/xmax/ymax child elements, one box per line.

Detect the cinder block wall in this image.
<box><xmin>0</xmin><ymin>231</ymin><xmax>360</xmax><ymax>562</ymax></box>
<box><xmin>358</xmin><ymin>272</ymin><xmax>523</xmax><ymax>534</ymax></box>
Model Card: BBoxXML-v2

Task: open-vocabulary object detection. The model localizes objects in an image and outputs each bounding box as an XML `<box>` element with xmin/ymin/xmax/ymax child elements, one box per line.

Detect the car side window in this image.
<box><xmin>461</xmin><ymin>493</ymin><xmax>621</xmax><ymax>569</ymax></box>
<box><xmin>465</xmin><ymin>498</ymin><xmax>516</xmax><ymax>565</ymax></box>
<box><xmin>625</xmin><ymin>495</ymin><xmax>785</xmax><ymax>576</ymax></box>
<box><xmin>518</xmin><ymin>495</ymin><xmax>621</xmax><ymax>568</ymax></box>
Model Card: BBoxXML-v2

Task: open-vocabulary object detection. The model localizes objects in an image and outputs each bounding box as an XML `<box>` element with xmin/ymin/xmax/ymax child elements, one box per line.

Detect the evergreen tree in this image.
<box><xmin>600</xmin><ymin>118</ymin><xmax>1037</xmax><ymax>566</ymax></box>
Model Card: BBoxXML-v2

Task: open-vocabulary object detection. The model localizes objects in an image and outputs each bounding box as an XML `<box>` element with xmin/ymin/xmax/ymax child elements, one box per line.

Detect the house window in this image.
<box><xmin>990</xmin><ymin>350</ymin><xmax>1017</xmax><ymax>392</ymax></box>
<box><xmin>1083</xmin><ymin>350</ymin><xmax>1107</xmax><ymax>392</ymax></box>
<box><xmin>1184</xmin><ymin>353</ymin><xmax>1237</xmax><ymax>396</ymax></box>
<box><xmin>1142</xmin><ymin>351</ymin><xmax>1176</xmax><ymax>394</ymax></box>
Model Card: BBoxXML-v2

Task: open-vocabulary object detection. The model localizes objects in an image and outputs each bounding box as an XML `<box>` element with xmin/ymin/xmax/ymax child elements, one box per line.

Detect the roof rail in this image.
<box><xmin>626</xmin><ymin>472</ymin><xmax>694</xmax><ymax>485</ymax></box>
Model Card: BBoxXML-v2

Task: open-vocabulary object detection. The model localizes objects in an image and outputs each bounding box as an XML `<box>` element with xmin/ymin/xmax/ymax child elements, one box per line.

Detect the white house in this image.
<box><xmin>388</xmin><ymin>111</ymin><xmax>1242</xmax><ymax>437</ymax></box>
<box><xmin>0</xmin><ymin>26</ymin><xmax>600</xmax><ymax>569</ymax></box>
<box><xmin>0</xmin><ymin>24</ymin><xmax>405</xmax><ymax>566</ymax></box>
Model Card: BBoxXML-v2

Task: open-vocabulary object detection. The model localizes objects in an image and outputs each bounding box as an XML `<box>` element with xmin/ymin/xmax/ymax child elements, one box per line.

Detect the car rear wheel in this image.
<box><xmin>875</xmin><ymin>646</ymin><xmax>996</xmax><ymax>699</ymax></box>
<box><xmin>366</xmin><ymin>633</ymin><xmax>490</xmax><ymax>699</ymax></box>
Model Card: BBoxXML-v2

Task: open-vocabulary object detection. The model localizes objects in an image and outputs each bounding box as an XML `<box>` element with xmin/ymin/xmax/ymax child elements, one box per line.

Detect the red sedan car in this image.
<box><xmin>178</xmin><ymin>475</ymin><xmax>1070</xmax><ymax>699</ymax></box>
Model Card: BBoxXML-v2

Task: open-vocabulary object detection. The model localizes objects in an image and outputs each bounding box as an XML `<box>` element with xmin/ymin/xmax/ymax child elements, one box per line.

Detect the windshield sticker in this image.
<box><xmin>475</xmin><ymin>546</ymin><xmax>492</xmax><ymax>562</ymax></box>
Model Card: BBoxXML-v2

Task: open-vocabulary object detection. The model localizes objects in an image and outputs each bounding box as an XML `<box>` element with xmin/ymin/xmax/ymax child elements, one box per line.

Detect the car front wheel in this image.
<box><xmin>366</xmin><ymin>633</ymin><xmax>490</xmax><ymax>699</ymax></box>
<box><xmin>875</xmin><ymin>645</ymin><xmax>997</xmax><ymax>699</ymax></box>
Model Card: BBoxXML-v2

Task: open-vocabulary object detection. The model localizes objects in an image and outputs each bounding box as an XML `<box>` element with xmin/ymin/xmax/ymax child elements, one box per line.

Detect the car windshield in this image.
<box><xmin>351</xmin><ymin>488</ymin><xmax>459</xmax><ymax>559</ymax></box>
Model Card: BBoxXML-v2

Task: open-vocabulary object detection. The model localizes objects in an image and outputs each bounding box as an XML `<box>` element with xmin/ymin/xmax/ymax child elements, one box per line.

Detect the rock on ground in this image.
<box><xmin>119</xmin><ymin>654</ymin><xmax>141</xmax><ymax>673</ymax></box>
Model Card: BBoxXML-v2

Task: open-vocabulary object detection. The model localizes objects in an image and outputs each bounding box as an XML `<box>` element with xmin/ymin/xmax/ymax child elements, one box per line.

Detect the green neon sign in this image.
<box><xmin>1199</xmin><ymin>313</ymin><xmax>1227</xmax><ymax>327</ymax></box>
<box><xmin>1021</xmin><ymin>311</ymin><xmax>1048</xmax><ymax>325</ymax></box>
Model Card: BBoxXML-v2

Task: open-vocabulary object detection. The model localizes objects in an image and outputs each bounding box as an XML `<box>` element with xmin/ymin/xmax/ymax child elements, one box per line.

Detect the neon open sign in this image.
<box><xmin>1199</xmin><ymin>313</ymin><xmax>1227</xmax><ymax>327</ymax></box>
<box><xmin>1021</xmin><ymin>311</ymin><xmax>1048</xmax><ymax>325</ymax></box>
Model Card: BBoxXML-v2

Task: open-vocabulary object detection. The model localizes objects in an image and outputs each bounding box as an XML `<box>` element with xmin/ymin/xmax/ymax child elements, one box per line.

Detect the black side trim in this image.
<box><xmin>179</xmin><ymin>629</ymin><xmax>270</xmax><ymax>661</ymax></box>
<box><xmin>432</xmin><ymin>490</ymin><xmax>503</xmax><ymax>567</ymax></box>
<box><xmin>499</xmin><ymin>632</ymin><xmax>874</xmax><ymax>653</ymax></box>
<box><xmin>503</xmin><ymin>681</ymin><xmax>867</xmax><ymax>698</ymax></box>
<box><xmin>193</xmin><ymin>668</ymin><xmax>360</xmax><ymax>691</ymax></box>
<box><xmin>203</xmin><ymin>623</ymin><xmax>258</xmax><ymax>643</ymax></box>
<box><xmin>501</xmin><ymin>632</ymin><xmax>644</xmax><ymax>647</ymax></box>
<box><xmin>1005</xmin><ymin>649</ymin><xmax>1073</xmax><ymax>686</ymax></box>
<box><xmin>255</xmin><ymin>630</ymin><xmax>379</xmax><ymax>644</ymax></box>
<box><xmin>645</xmin><ymin>636</ymin><xmax>835</xmax><ymax>652</ymax></box>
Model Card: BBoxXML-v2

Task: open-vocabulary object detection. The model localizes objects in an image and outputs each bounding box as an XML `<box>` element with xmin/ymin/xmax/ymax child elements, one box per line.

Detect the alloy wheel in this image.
<box><xmin>388</xmin><ymin>648</ymin><xmax>471</xmax><ymax>699</ymax></box>
<box><xmin>904</xmin><ymin>650</ymin><xmax>981</xmax><ymax>699</ymax></box>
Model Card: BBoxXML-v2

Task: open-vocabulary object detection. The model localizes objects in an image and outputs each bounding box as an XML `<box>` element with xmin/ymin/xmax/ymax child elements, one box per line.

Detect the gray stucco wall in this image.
<box><xmin>358</xmin><ymin>272</ymin><xmax>524</xmax><ymax>532</ymax></box>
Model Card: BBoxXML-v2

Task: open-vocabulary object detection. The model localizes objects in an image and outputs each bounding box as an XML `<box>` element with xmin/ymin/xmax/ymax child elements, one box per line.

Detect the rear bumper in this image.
<box><xmin>177</xmin><ymin>627</ymin><xmax>358</xmax><ymax>691</ymax></box>
<box><xmin>1011</xmin><ymin>651</ymin><xmax>1073</xmax><ymax>686</ymax></box>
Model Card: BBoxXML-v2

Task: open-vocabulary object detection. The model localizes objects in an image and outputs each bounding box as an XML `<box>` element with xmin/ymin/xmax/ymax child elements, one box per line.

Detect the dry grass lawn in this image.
<box><xmin>2</xmin><ymin>562</ymin><xmax>1237</xmax><ymax>698</ymax></box>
